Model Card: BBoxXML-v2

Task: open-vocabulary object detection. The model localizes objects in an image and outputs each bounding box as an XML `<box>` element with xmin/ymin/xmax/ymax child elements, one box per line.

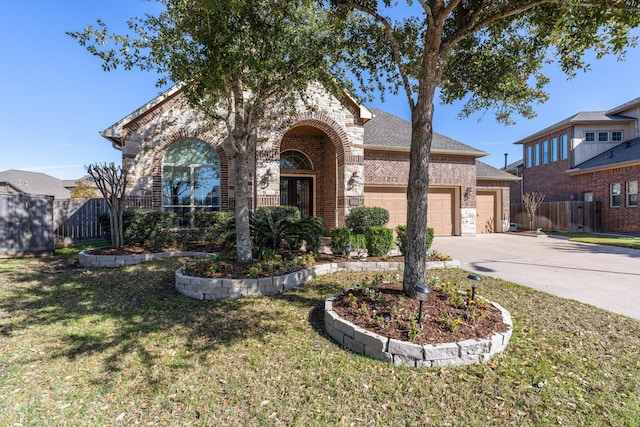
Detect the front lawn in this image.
<box><xmin>0</xmin><ymin>249</ymin><xmax>638</xmax><ymax>425</ymax></box>
<box><xmin>551</xmin><ymin>232</ymin><xmax>640</xmax><ymax>250</ymax></box>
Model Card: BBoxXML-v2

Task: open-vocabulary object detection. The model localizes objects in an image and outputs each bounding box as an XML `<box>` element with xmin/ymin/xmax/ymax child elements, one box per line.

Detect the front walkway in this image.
<box><xmin>432</xmin><ymin>234</ymin><xmax>640</xmax><ymax>320</ymax></box>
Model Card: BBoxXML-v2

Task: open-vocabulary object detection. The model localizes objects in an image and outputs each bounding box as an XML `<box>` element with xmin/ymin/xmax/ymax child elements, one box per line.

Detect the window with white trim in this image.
<box><xmin>610</xmin><ymin>183</ymin><xmax>622</xmax><ymax>207</ymax></box>
<box><xmin>551</xmin><ymin>137</ymin><xmax>558</xmax><ymax>162</ymax></box>
<box><xmin>542</xmin><ymin>140</ymin><xmax>549</xmax><ymax>164</ymax></box>
<box><xmin>526</xmin><ymin>146</ymin><xmax>533</xmax><ymax>168</ymax></box>
<box><xmin>534</xmin><ymin>143</ymin><xmax>540</xmax><ymax>166</ymax></box>
<box><xmin>627</xmin><ymin>181</ymin><xmax>638</xmax><ymax>207</ymax></box>
<box><xmin>613</xmin><ymin>131</ymin><xmax>623</xmax><ymax>142</ymax></box>
<box><xmin>583</xmin><ymin>192</ymin><xmax>594</xmax><ymax>202</ymax></box>
<box><xmin>598</xmin><ymin>131</ymin><xmax>609</xmax><ymax>142</ymax></box>
<box><xmin>585</xmin><ymin>131</ymin><xmax>596</xmax><ymax>142</ymax></box>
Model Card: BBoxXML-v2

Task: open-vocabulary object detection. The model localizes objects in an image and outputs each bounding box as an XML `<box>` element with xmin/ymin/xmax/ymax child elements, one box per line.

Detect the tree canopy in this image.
<box><xmin>331</xmin><ymin>0</ymin><xmax>640</xmax><ymax>295</ymax></box>
<box><xmin>69</xmin><ymin>0</ymin><xmax>346</xmax><ymax>262</ymax></box>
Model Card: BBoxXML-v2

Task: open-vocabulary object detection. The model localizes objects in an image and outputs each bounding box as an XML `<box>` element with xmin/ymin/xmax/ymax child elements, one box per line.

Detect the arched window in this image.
<box><xmin>280</xmin><ymin>150</ymin><xmax>313</xmax><ymax>171</ymax></box>
<box><xmin>162</xmin><ymin>139</ymin><xmax>220</xmax><ymax>223</ymax></box>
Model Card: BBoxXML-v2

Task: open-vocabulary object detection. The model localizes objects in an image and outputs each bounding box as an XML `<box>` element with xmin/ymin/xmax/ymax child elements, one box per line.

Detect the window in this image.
<box><xmin>542</xmin><ymin>140</ymin><xmax>549</xmax><ymax>164</ymax></box>
<box><xmin>585</xmin><ymin>131</ymin><xmax>596</xmax><ymax>142</ymax></box>
<box><xmin>534</xmin><ymin>143</ymin><xmax>540</xmax><ymax>166</ymax></box>
<box><xmin>162</xmin><ymin>138</ymin><xmax>221</xmax><ymax>225</ymax></box>
<box><xmin>526</xmin><ymin>146</ymin><xmax>533</xmax><ymax>168</ymax></box>
<box><xmin>280</xmin><ymin>150</ymin><xmax>313</xmax><ymax>170</ymax></box>
<box><xmin>583</xmin><ymin>192</ymin><xmax>594</xmax><ymax>202</ymax></box>
<box><xmin>551</xmin><ymin>137</ymin><xmax>558</xmax><ymax>162</ymax></box>
<box><xmin>598</xmin><ymin>131</ymin><xmax>609</xmax><ymax>142</ymax></box>
<box><xmin>612</xmin><ymin>131</ymin><xmax>623</xmax><ymax>142</ymax></box>
<box><xmin>561</xmin><ymin>134</ymin><xmax>568</xmax><ymax>160</ymax></box>
<box><xmin>610</xmin><ymin>183</ymin><xmax>622</xmax><ymax>207</ymax></box>
<box><xmin>627</xmin><ymin>181</ymin><xmax>638</xmax><ymax>207</ymax></box>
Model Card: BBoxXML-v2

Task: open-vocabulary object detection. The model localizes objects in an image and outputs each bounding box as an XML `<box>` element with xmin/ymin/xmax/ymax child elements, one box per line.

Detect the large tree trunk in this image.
<box><xmin>402</xmin><ymin>25</ymin><xmax>442</xmax><ymax>297</ymax></box>
<box><xmin>233</xmin><ymin>141</ymin><xmax>253</xmax><ymax>263</ymax></box>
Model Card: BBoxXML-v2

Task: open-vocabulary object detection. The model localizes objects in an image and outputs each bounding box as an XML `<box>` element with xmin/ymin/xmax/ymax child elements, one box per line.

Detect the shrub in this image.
<box><xmin>124</xmin><ymin>211</ymin><xmax>177</xmax><ymax>245</ymax></box>
<box><xmin>363</xmin><ymin>226</ymin><xmax>394</xmax><ymax>257</ymax></box>
<box><xmin>330</xmin><ymin>227</ymin><xmax>351</xmax><ymax>255</ymax></box>
<box><xmin>395</xmin><ymin>225</ymin><xmax>435</xmax><ymax>255</ymax></box>
<box><xmin>349</xmin><ymin>233</ymin><xmax>367</xmax><ymax>250</ymax></box>
<box><xmin>251</xmin><ymin>210</ymin><xmax>324</xmax><ymax>254</ymax></box>
<box><xmin>345</xmin><ymin>206</ymin><xmax>389</xmax><ymax>234</ymax></box>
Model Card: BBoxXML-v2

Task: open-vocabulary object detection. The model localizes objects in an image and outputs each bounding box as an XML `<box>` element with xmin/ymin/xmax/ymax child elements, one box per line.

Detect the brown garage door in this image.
<box><xmin>476</xmin><ymin>191</ymin><xmax>496</xmax><ymax>233</ymax></box>
<box><xmin>364</xmin><ymin>186</ymin><xmax>455</xmax><ymax>236</ymax></box>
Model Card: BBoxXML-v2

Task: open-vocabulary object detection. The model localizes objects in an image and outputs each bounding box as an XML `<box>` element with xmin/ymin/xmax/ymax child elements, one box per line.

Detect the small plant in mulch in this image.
<box><xmin>332</xmin><ymin>273</ymin><xmax>509</xmax><ymax>346</ymax></box>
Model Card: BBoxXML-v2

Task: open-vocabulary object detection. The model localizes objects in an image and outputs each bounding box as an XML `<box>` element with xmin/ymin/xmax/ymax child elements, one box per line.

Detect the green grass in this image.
<box><xmin>550</xmin><ymin>232</ymin><xmax>640</xmax><ymax>250</ymax></box>
<box><xmin>1</xmin><ymin>253</ymin><xmax>639</xmax><ymax>426</ymax></box>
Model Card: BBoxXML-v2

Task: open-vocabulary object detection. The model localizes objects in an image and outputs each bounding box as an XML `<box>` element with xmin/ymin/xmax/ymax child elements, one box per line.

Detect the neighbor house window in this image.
<box><xmin>583</xmin><ymin>192</ymin><xmax>594</xmax><ymax>202</ymax></box>
<box><xmin>585</xmin><ymin>131</ymin><xmax>596</xmax><ymax>142</ymax></box>
<box><xmin>534</xmin><ymin>143</ymin><xmax>540</xmax><ymax>166</ymax></box>
<box><xmin>551</xmin><ymin>137</ymin><xmax>558</xmax><ymax>162</ymax></box>
<box><xmin>162</xmin><ymin>138</ymin><xmax>221</xmax><ymax>225</ymax></box>
<box><xmin>561</xmin><ymin>134</ymin><xmax>568</xmax><ymax>160</ymax></box>
<box><xmin>610</xmin><ymin>183</ymin><xmax>622</xmax><ymax>207</ymax></box>
<box><xmin>612</xmin><ymin>131</ymin><xmax>623</xmax><ymax>142</ymax></box>
<box><xmin>526</xmin><ymin>146</ymin><xmax>533</xmax><ymax>168</ymax></box>
<box><xmin>627</xmin><ymin>181</ymin><xmax>638</xmax><ymax>207</ymax></box>
<box><xmin>598</xmin><ymin>132</ymin><xmax>609</xmax><ymax>142</ymax></box>
<box><xmin>542</xmin><ymin>140</ymin><xmax>549</xmax><ymax>164</ymax></box>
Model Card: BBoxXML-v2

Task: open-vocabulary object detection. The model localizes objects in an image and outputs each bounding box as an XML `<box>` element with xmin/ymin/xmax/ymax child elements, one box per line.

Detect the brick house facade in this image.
<box><xmin>514</xmin><ymin>97</ymin><xmax>640</xmax><ymax>233</ymax></box>
<box><xmin>101</xmin><ymin>84</ymin><xmax>517</xmax><ymax>236</ymax></box>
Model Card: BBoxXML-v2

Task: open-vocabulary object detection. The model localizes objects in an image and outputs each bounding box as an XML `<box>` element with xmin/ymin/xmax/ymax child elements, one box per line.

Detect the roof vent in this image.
<box><xmin>609</xmin><ymin>150</ymin><xmax>614</xmax><ymax>158</ymax></box>
<box><xmin>626</xmin><ymin>140</ymin><xmax>632</xmax><ymax>149</ymax></box>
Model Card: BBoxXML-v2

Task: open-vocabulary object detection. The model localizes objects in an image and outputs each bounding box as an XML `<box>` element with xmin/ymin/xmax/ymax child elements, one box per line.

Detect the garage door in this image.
<box><xmin>476</xmin><ymin>191</ymin><xmax>496</xmax><ymax>233</ymax></box>
<box><xmin>364</xmin><ymin>187</ymin><xmax>407</xmax><ymax>230</ymax></box>
<box><xmin>364</xmin><ymin>187</ymin><xmax>455</xmax><ymax>236</ymax></box>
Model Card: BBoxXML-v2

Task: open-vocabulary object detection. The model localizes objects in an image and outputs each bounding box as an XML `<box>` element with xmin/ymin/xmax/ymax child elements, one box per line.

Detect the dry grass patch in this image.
<box><xmin>0</xmin><ymin>249</ymin><xmax>639</xmax><ymax>426</ymax></box>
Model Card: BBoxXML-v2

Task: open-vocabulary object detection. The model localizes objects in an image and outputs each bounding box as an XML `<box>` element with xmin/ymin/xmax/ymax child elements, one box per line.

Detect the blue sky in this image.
<box><xmin>2</xmin><ymin>1</ymin><xmax>640</xmax><ymax>180</ymax></box>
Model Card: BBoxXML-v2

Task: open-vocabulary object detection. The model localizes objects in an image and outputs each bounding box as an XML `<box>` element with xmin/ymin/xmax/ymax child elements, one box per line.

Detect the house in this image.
<box><xmin>514</xmin><ymin>97</ymin><xmax>640</xmax><ymax>233</ymax></box>
<box><xmin>0</xmin><ymin>169</ymin><xmax>73</xmax><ymax>199</ymax></box>
<box><xmin>100</xmin><ymin>84</ymin><xmax>518</xmax><ymax>236</ymax></box>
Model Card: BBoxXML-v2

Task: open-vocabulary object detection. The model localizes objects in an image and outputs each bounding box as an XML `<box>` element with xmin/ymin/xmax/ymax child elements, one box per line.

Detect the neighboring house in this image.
<box><xmin>100</xmin><ymin>84</ymin><xmax>518</xmax><ymax>236</ymax></box>
<box><xmin>514</xmin><ymin>97</ymin><xmax>640</xmax><ymax>233</ymax></box>
<box><xmin>504</xmin><ymin>159</ymin><xmax>524</xmax><ymax>204</ymax></box>
<box><xmin>0</xmin><ymin>170</ymin><xmax>73</xmax><ymax>199</ymax></box>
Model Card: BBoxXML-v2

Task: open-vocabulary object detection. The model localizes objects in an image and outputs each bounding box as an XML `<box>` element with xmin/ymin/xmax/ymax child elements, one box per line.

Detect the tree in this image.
<box><xmin>86</xmin><ymin>163</ymin><xmax>129</xmax><ymax>248</ymax></box>
<box><xmin>70</xmin><ymin>179</ymin><xmax>98</xmax><ymax>198</ymax></box>
<box><xmin>523</xmin><ymin>192</ymin><xmax>545</xmax><ymax>230</ymax></box>
<box><xmin>331</xmin><ymin>0</ymin><xmax>640</xmax><ymax>296</ymax></box>
<box><xmin>68</xmin><ymin>0</ymin><xmax>345</xmax><ymax>262</ymax></box>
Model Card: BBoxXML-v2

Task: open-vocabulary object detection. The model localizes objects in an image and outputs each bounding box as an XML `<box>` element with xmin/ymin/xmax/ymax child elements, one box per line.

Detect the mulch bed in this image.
<box><xmin>331</xmin><ymin>281</ymin><xmax>510</xmax><ymax>345</ymax></box>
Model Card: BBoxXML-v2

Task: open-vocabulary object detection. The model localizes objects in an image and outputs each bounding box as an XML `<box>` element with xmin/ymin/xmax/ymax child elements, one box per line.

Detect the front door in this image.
<box><xmin>280</xmin><ymin>177</ymin><xmax>313</xmax><ymax>217</ymax></box>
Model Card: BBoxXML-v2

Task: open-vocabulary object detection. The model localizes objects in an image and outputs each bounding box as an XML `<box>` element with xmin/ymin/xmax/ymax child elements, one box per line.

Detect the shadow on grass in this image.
<box><xmin>0</xmin><ymin>255</ymin><xmax>297</xmax><ymax>378</ymax></box>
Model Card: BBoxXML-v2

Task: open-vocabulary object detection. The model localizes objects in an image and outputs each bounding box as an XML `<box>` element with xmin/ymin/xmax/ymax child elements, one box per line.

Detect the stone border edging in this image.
<box><xmin>175</xmin><ymin>259</ymin><xmax>460</xmax><ymax>300</ymax></box>
<box><xmin>78</xmin><ymin>249</ymin><xmax>214</xmax><ymax>268</ymax></box>
<box><xmin>325</xmin><ymin>293</ymin><xmax>513</xmax><ymax>367</ymax></box>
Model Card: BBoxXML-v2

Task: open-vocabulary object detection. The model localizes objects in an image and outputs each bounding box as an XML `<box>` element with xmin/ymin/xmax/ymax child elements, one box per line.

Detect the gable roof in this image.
<box><xmin>476</xmin><ymin>161</ymin><xmax>520</xmax><ymax>182</ymax></box>
<box><xmin>607</xmin><ymin>96</ymin><xmax>640</xmax><ymax>115</ymax></box>
<box><xmin>568</xmin><ymin>138</ymin><xmax>640</xmax><ymax>175</ymax></box>
<box><xmin>0</xmin><ymin>169</ymin><xmax>72</xmax><ymax>199</ymax></box>
<box><xmin>514</xmin><ymin>111</ymin><xmax>634</xmax><ymax>145</ymax></box>
<box><xmin>364</xmin><ymin>108</ymin><xmax>488</xmax><ymax>157</ymax></box>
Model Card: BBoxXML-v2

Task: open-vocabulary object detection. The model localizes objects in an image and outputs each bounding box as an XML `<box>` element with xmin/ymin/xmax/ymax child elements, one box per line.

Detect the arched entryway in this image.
<box><xmin>280</xmin><ymin>125</ymin><xmax>337</xmax><ymax>228</ymax></box>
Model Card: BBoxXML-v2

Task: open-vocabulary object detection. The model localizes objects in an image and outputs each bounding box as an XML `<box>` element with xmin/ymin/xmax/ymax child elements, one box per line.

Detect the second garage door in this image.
<box><xmin>476</xmin><ymin>190</ymin><xmax>497</xmax><ymax>233</ymax></box>
<box><xmin>364</xmin><ymin>186</ymin><xmax>456</xmax><ymax>236</ymax></box>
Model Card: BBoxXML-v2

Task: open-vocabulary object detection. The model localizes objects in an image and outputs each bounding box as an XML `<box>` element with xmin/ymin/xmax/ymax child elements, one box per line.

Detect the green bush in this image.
<box><xmin>395</xmin><ymin>225</ymin><xmax>435</xmax><ymax>255</ymax></box>
<box><xmin>349</xmin><ymin>233</ymin><xmax>367</xmax><ymax>250</ymax></box>
<box><xmin>254</xmin><ymin>206</ymin><xmax>300</xmax><ymax>224</ymax></box>
<box><xmin>124</xmin><ymin>211</ymin><xmax>177</xmax><ymax>245</ymax></box>
<box><xmin>330</xmin><ymin>227</ymin><xmax>351</xmax><ymax>255</ymax></box>
<box><xmin>345</xmin><ymin>206</ymin><xmax>389</xmax><ymax>234</ymax></box>
<box><xmin>251</xmin><ymin>210</ymin><xmax>324</xmax><ymax>254</ymax></box>
<box><xmin>186</xmin><ymin>211</ymin><xmax>233</xmax><ymax>229</ymax></box>
<box><xmin>363</xmin><ymin>226</ymin><xmax>394</xmax><ymax>257</ymax></box>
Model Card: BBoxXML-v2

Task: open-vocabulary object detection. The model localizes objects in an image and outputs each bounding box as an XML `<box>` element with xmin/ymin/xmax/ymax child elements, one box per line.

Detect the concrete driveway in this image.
<box><xmin>432</xmin><ymin>234</ymin><xmax>640</xmax><ymax>320</ymax></box>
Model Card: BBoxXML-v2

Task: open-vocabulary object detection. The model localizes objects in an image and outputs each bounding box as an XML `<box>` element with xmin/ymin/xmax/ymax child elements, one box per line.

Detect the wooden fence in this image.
<box><xmin>53</xmin><ymin>197</ymin><xmax>153</xmax><ymax>246</ymax></box>
<box><xmin>510</xmin><ymin>201</ymin><xmax>602</xmax><ymax>233</ymax></box>
<box><xmin>0</xmin><ymin>193</ymin><xmax>54</xmax><ymax>257</ymax></box>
